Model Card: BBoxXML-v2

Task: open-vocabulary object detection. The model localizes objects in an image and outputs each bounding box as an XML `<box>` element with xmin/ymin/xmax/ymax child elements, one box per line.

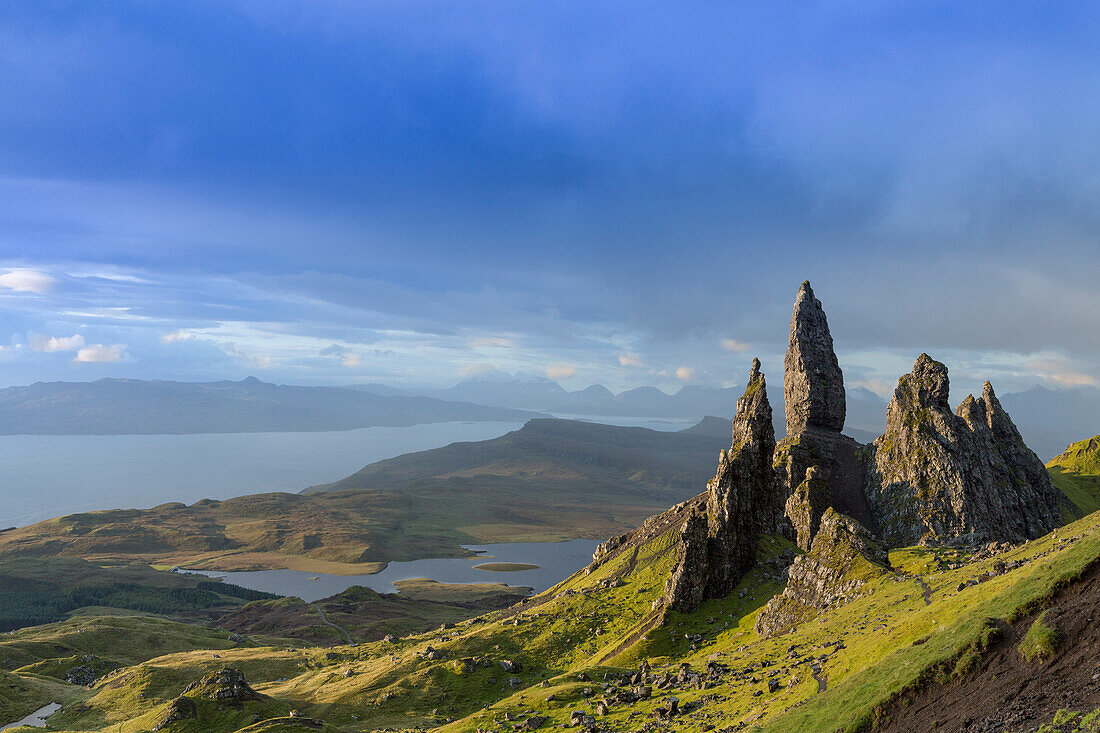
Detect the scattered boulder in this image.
<box><xmin>522</xmin><ymin>715</ymin><xmax>548</xmax><ymax>730</ymax></box>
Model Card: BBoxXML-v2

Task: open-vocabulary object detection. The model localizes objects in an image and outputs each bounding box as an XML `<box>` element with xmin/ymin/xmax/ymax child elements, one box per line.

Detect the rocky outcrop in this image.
<box><xmin>784</xmin><ymin>281</ymin><xmax>845</xmax><ymax>436</ymax></box>
<box><xmin>755</xmin><ymin>508</ymin><xmax>889</xmax><ymax>637</ymax></box>
<box><xmin>661</xmin><ymin>511</ymin><xmax>710</xmax><ymax>612</ymax></box>
<box><xmin>785</xmin><ymin>466</ymin><xmax>830</xmax><ymax>551</ymax></box>
<box><xmin>864</xmin><ymin>355</ymin><xmax>1061</xmax><ymax>546</ymax></box>
<box><xmin>152</xmin><ymin>697</ymin><xmax>197</xmax><ymax>731</ymax></box>
<box><xmin>182</xmin><ymin>668</ymin><xmax>259</xmax><ymax>702</ymax></box>
<box><xmin>661</xmin><ymin>359</ymin><xmax>779</xmax><ymax>612</ymax></box>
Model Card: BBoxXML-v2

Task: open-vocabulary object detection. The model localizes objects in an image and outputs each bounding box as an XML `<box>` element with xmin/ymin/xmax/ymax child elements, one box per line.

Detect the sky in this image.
<box><xmin>0</xmin><ymin>1</ymin><xmax>1098</xmax><ymax>400</ymax></box>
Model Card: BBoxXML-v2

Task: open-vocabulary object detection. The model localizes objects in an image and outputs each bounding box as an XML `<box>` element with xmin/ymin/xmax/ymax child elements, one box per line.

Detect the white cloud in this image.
<box><xmin>721</xmin><ymin>338</ymin><xmax>750</xmax><ymax>352</ymax></box>
<box><xmin>470</xmin><ymin>336</ymin><xmax>514</xmax><ymax>348</ymax></box>
<box><xmin>73</xmin><ymin>344</ymin><xmax>127</xmax><ymax>363</ymax></box>
<box><xmin>546</xmin><ymin>364</ymin><xmax>577</xmax><ymax>379</ymax></box>
<box><xmin>459</xmin><ymin>363</ymin><xmax>496</xmax><ymax>378</ymax></box>
<box><xmin>30</xmin><ymin>333</ymin><xmax>85</xmax><ymax>353</ymax></box>
<box><xmin>0</xmin><ymin>269</ymin><xmax>55</xmax><ymax>293</ymax></box>
<box><xmin>618</xmin><ymin>352</ymin><xmax>644</xmax><ymax>367</ymax></box>
<box><xmin>676</xmin><ymin>366</ymin><xmax>695</xmax><ymax>381</ymax></box>
<box><xmin>342</xmin><ymin>353</ymin><xmax>362</xmax><ymax>368</ymax></box>
<box><xmin>1025</xmin><ymin>358</ymin><xmax>1098</xmax><ymax>387</ymax></box>
<box><xmin>160</xmin><ymin>330</ymin><xmax>194</xmax><ymax>344</ymax></box>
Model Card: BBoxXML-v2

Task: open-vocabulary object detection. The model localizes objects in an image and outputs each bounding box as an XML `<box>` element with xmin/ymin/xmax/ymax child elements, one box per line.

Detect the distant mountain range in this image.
<box><xmin>0</xmin><ymin>374</ymin><xmax>1088</xmax><ymax>456</ymax></box>
<box><xmin>347</xmin><ymin>374</ymin><xmax>892</xmax><ymax>429</ymax></box>
<box><xmin>348</xmin><ymin>375</ymin><xmax>1097</xmax><ymax>460</ymax></box>
<box><xmin>0</xmin><ymin>377</ymin><xmax>541</xmax><ymax>435</ymax></box>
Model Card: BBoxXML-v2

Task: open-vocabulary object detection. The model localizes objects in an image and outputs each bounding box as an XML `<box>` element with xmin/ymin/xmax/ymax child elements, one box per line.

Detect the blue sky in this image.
<box><xmin>0</xmin><ymin>1</ymin><xmax>1098</xmax><ymax>398</ymax></box>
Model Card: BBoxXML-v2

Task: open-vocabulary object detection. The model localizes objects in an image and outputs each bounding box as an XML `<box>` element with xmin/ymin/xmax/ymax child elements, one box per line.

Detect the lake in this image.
<box><xmin>1</xmin><ymin>702</ymin><xmax>60</xmax><ymax>731</ymax></box>
<box><xmin>199</xmin><ymin>539</ymin><xmax>602</xmax><ymax>601</ymax></box>
<box><xmin>0</xmin><ymin>416</ymin><xmax>695</xmax><ymax>528</ymax></box>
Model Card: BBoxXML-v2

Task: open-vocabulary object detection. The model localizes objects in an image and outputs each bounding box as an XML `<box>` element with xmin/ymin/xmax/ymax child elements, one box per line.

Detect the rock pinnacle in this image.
<box><xmin>784</xmin><ymin>281</ymin><xmax>845</xmax><ymax>435</ymax></box>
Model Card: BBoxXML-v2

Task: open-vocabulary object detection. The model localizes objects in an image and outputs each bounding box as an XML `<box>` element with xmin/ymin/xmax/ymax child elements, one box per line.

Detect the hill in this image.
<box><xmin>0</xmin><ymin>419</ymin><xmax>730</xmax><ymax>573</ymax></box>
<box><xmin>1048</xmin><ymin>435</ymin><xmax>1100</xmax><ymax>520</ymax></box>
<box><xmin>0</xmin><ymin>377</ymin><xmax>539</xmax><ymax>435</ymax></box>
<box><xmin>307</xmin><ymin>417</ymin><xmax>730</xmax><ymax>500</ymax></box>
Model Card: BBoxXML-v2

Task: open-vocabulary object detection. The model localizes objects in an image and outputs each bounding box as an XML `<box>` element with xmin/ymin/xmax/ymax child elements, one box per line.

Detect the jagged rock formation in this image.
<box><xmin>661</xmin><ymin>511</ymin><xmax>710</xmax><ymax>612</ymax></box>
<box><xmin>606</xmin><ymin>282</ymin><xmax>1062</xmax><ymax>634</ymax></box>
<box><xmin>755</xmin><ymin>508</ymin><xmax>890</xmax><ymax>637</ymax></box>
<box><xmin>864</xmin><ymin>355</ymin><xmax>1061</xmax><ymax>546</ymax></box>
<box><xmin>785</xmin><ymin>466</ymin><xmax>830</xmax><ymax>551</ymax></box>
<box><xmin>661</xmin><ymin>359</ymin><xmax>779</xmax><ymax>612</ymax></box>
<box><xmin>784</xmin><ymin>281</ymin><xmax>845</xmax><ymax>436</ymax></box>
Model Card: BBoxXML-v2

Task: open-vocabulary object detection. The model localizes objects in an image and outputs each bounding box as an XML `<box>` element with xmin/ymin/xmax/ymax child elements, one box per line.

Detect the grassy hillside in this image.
<box><xmin>0</xmin><ymin>558</ymin><xmax>273</xmax><ymax>631</ymax></box>
<box><xmin>0</xmin><ymin>419</ymin><xmax>729</xmax><ymax>574</ymax></box>
<box><xmin>1048</xmin><ymin>435</ymin><xmax>1100</xmax><ymax>520</ymax></box>
<box><xmin>219</xmin><ymin>581</ymin><xmax>531</xmax><ymax>646</ymax></box>
<box><xmin>6</xmin><ymin>500</ymin><xmax>1100</xmax><ymax>732</ymax></box>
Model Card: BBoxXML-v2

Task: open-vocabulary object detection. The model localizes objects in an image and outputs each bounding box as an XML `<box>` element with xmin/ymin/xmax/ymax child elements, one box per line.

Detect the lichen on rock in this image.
<box><xmin>786</xmin><ymin>466</ymin><xmax>830</xmax><ymax>551</ymax></box>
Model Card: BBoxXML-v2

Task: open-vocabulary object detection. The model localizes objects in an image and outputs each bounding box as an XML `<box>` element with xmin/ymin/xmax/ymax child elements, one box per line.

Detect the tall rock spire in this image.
<box><xmin>784</xmin><ymin>281</ymin><xmax>846</xmax><ymax>436</ymax></box>
<box><xmin>662</xmin><ymin>358</ymin><xmax>778</xmax><ymax>612</ymax></box>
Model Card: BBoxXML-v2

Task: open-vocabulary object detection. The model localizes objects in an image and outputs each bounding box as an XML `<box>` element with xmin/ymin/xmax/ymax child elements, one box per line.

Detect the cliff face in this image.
<box><xmin>864</xmin><ymin>355</ymin><xmax>1061</xmax><ymax>546</ymax></box>
<box><xmin>662</xmin><ymin>359</ymin><xmax>779</xmax><ymax>612</ymax></box>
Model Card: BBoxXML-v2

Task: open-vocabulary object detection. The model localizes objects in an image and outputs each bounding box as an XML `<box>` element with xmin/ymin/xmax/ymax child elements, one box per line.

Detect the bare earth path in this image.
<box><xmin>310</xmin><ymin>603</ymin><xmax>353</xmax><ymax>645</ymax></box>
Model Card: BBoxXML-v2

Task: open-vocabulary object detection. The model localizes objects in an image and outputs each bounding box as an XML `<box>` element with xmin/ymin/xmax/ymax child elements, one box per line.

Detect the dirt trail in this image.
<box><xmin>874</xmin><ymin>561</ymin><xmax>1100</xmax><ymax>732</ymax></box>
<box><xmin>310</xmin><ymin>603</ymin><xmax>353</xmax><ymax>645</ymax></box>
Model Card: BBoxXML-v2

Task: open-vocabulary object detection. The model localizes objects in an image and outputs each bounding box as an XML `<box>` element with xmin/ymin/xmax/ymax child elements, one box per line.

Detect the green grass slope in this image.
<box><xmin>1048</xmin><ymin>436</ymin><xmax>1100</xmax><ymax>520</ymax></box>
<box><xmin>13</xmin><ymin>504</ymin><xmax>1100</xmax><ymax>733</ymax></box>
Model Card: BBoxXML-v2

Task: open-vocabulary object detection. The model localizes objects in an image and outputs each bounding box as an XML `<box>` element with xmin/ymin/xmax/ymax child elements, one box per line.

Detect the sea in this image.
<box><xmin>0</xmin><ymin>416</ymin><xmax>696</xmax><ymax>528</ymax></box>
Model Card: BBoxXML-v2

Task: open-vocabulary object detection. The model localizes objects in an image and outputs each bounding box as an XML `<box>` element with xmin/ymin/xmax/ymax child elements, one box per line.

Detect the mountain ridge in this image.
<box><xmin>0</xmin><ymin>377</ymin><xmax>542</xmax><ymax>435</ymax></box>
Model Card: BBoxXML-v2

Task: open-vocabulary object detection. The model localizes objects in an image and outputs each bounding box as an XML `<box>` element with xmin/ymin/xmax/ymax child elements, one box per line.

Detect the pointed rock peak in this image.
<box><xmin>732</xmin><ymin>357</ymin><xmax>773</xmax><ymax>449</ymax></box>
<box><xmin>784</xmin><ymin>281</ymin><xmax>845</xmax><ymax>435</ymax></box>
<box><xmin>980</xmin><ymin>381</ymin><xmax>1003</xmax><ymax>412</ymax></box>
<box><xmin>894</xmin><ymin>353</ymin><xmax>950</xmax><ymax>411</ymax></box>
